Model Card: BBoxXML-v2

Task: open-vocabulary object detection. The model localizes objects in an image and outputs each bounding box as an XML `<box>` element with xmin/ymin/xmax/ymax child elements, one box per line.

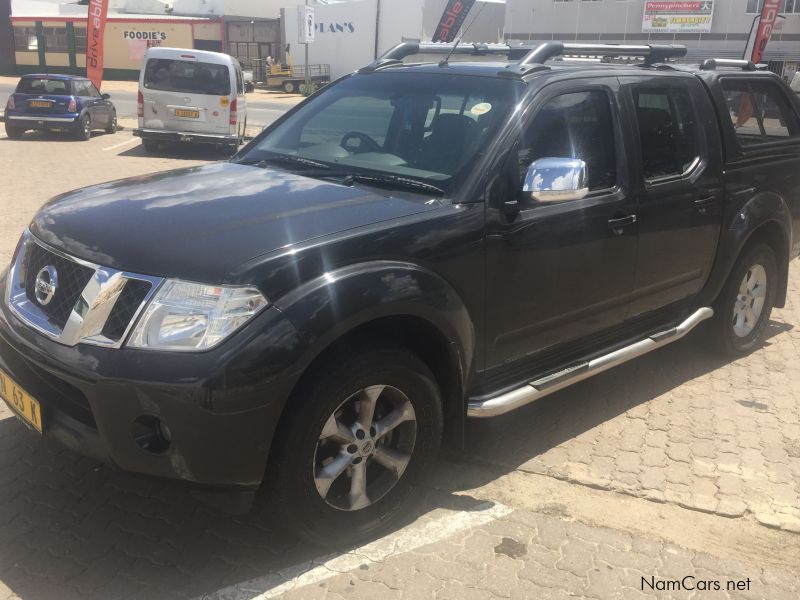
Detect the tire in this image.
<box><xmin>268</xmin><ymin>345</ymin><xmax>443</xmax><ymax>547</ymax></box>
<box><xmin>710</xmin><ymin>242</ymin><xmax>777</xmax><ymax>356</ymax></box>
<box><xmin>142</xmin><ymin>140</ymin><xmax>159</xmax><ymax>153</ymax></box>
<box><xmin>4</xmin><ymin>125</ymin><xmax>24</xmax><ymax>140</ymax></box>
<box><xmin>283</xmin><ymin>81</ymin><xmax>297</xmax><ymax>94</ymax></box>
<box><xmin>75</xmin><ymin>114</ymin><xmax>91</xmax><ymax>140</ymax></box>
<box><xmin>105</xmin><ymin>110</ymin><xmax>117</xmax><ymax>134</ymax></box>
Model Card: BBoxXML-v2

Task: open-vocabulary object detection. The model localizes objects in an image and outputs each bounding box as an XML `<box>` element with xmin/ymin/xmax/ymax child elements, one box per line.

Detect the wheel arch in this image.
<box><xmin>273</xmin><ymin>260</ymin><xmax>476</xmax><ymax>451</ymax></box>
<box><xmin>701</xmin><ymin>192</ymin><xmax>792</xmax><ymax>308</ymax></box>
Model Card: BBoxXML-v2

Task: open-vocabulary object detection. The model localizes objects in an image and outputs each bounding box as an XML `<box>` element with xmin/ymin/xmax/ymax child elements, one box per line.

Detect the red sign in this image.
<box><xmin>751</xmin><ymin>0</ymin><xmax>783</xmax><ymax>64</ymax></box>
<box><xmin>432</xmin><ymin>0</ymin><xmax>476</xmax><ymax>43</ymax></box>
<box><xmin>86</xmin><ymin>0</ymin><xmax>109</xmax><ymax>89</ymax></box>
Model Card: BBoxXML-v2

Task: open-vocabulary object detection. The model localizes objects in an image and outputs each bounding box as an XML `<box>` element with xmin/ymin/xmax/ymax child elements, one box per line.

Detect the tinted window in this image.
<box><xmin>299</xmin><ymin>95</ymin><xmax>395</xmax><ymax>147</ymax></box>
<box><xmin>634</xmin><ymin>86</ymin><xmax>701</xmax><ymax>180</ymax></box>
<box><xmin>721</xmin><ymin>79</ymin><xmax>800</xmax><ymax>146</ymax></box>
<box><xmin>17</xmin><ymin>78</ymin><xmax>70</xmax><ymax>95</ymax></box>
<box><xmin>143</xmin><ymin>59</ymin><xmax>231</xmax><ymax>95</ymax></box>
<box><xmin>244</xmin><ymin>72</ymin><xmax>525</xmax><ymax>192</ymax></box>
<box><xmin>518</xmin><ymin>90</ymin><xmax>617</xmax><ymax>192</ymax></box>
<box><xmin>235</xmin><ymin>68</ymin><xmax>244</xmax><ymax>95</ymax></box>
<box><xmin>73</xmin><ymin>81</ymin><xmax>89</xmax><ymax>96</ymax></box>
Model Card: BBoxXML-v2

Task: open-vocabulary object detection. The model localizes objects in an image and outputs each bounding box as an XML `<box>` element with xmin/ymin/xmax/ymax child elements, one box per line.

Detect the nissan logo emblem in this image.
<box><xmin>34</xmin><ymin>265</ymin><xmax>58</xmax><ymax>306</ymax></box>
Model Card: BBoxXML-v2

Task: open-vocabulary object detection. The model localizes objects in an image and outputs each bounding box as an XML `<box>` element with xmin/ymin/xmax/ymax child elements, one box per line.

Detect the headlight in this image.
<box><xmin>126</xmin><ymin>280</ymin><xmax>268</xmax><ymax>351</ymax></box>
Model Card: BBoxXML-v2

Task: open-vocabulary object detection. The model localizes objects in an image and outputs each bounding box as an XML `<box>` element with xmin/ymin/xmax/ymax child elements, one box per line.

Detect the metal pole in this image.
<box><xmin>305</xmin><ymin>0</ymin><xmax>310</xmax><ymax>86</ymax></box>
<box><xmin>374</xmin><ymin>0</ymin><xmax>381</xmax><ymax>60</ymax></box>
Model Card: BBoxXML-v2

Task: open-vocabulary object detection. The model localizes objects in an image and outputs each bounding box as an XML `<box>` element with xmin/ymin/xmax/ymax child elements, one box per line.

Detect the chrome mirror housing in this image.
<box><xmin>523</xmin><ymin>157</ymin><xmax>589</xmax><ymax>203</ymax></box>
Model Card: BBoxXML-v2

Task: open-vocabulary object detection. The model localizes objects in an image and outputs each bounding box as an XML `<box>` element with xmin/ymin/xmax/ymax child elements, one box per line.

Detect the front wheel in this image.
<box><xmin>711</xmin><ymin>242</ymin><xmax>777</xmax><ymax>356</ymax></box>
<box><xmin>105</xmin><ymin>111</ymin><xmax>117</xmax><ymax>134</ymax></box>
<box><xmin>268</xmin><ymin>346</ymin><xmax>442</xmax><ymax>547</ymax></box>
<box><xmin>282</xmin><ymin>81</ymin><xmax>297</xmax><ymax>94</ymax></box>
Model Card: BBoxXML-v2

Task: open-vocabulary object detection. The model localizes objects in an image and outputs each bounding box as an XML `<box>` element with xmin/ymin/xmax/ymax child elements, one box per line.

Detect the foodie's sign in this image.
<box><xmin>642</xmin><ymin>1</ymin><xmax>715</xmax><ymax>34</ymax></box>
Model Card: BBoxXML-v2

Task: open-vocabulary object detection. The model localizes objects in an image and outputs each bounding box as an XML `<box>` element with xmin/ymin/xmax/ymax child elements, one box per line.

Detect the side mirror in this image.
<box><xmin>523</xmin><ymin>157</ymin><xmax>588</xmax><ymax>203</ymax></box>
<box><xmin>101</xmin><ymin>93</ymin><xmax>111</xmax><ymax>100</ymax></box>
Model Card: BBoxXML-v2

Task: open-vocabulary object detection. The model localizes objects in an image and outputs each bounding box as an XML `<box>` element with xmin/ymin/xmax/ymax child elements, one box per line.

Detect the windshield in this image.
<box><xmin>17</xmin><ymin>78</ymin><xmax>71</xmax><ymax>95</ymax></box>
<box><xmin>143</xmin><ymin>58</ymin><xmax>231</xmax><ymax>95</ymax></box>
<box><xmin>238</xmin><ymin>72</ymin><xmax>525</xmax><ymax>194</ymax></box>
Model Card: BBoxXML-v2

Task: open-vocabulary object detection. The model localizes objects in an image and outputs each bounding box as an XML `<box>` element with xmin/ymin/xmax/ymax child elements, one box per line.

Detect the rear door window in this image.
<box><xmin>633</xmin><ymin>86</ymin><xmax>703</xmax><ymax>180</ymax></box>
<box><xmin>143</xmin><ymin>59</ymin><xmax>231</xmax><ymax>95</ymax></box>
<box><xmin>17</xmin><ymin>78</ymin><xmax>70</xmax><ymax>95</ymax></box>
<box><xmin>721</xmin><ymin>79</ymin><xmax>800</xmax><ymax>146</ymax></box>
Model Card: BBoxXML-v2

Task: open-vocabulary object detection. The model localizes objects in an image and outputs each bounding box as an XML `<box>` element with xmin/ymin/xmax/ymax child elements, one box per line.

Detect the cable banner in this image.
<box><xmin>432</xmin><ymin>0</ymin><xmax>477</xmax><ymax>43</ymax></box>
<box><xmin>86</xmin><ymin>0</ymin><xmax>109</xmax><ymax>89</ymax></box>
<box><xmin>751</xmin><ymin>0</ymin><xmax>783</xmax><ymax>64</ymax></box>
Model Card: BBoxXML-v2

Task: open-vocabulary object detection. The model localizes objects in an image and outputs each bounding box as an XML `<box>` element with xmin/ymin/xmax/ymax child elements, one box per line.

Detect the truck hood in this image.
<box><xmin>30</xmin><ymin>162</ymin><xmax>438</xmax><ymax>284</ymax></box>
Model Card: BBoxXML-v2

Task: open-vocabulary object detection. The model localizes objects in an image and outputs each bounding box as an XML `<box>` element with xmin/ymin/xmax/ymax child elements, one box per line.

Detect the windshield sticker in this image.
<box><xmin>471</xmin><ymin>102</ymin><xmax>492</xmax><ymax>116</ymax></box>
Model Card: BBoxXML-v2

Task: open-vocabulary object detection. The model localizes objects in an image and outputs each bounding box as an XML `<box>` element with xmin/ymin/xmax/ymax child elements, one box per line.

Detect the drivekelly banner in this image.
<box><xmin>432</xmin><ymin>0</ymin><xmax>477</xmax><ymax>43</ymax></box>
<box><xmin>751</xmin><ymin>0</ymin><xmax>783</xmax><ymax>64</ymax></box>
<box><xmin>86</xmin><ymin>0</ymin><xmax>109</xmax><ymax>89</ymax></box>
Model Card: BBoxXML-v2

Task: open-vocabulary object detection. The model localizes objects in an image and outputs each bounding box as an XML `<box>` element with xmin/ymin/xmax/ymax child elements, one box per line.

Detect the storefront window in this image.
<box><xmin>42</xmin><ymin>27</ymin><xmax>69</xmax><ymax>52</ymax></box>
<box><xmin>13</xmin><ymin>27</ymin><xmax>38</xmax><ymax>52</ymax></box>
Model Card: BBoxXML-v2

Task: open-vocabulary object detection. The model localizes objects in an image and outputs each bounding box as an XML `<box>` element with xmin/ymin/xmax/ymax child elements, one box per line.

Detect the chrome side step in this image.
<box><xmin>467</xmin><ymin>307</ymin><xmax>714</xmax><ymax>418</ymax></box>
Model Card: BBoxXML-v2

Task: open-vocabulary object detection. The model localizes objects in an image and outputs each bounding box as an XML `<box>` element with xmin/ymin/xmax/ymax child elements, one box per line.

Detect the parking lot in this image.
<box><xmin>1</xmin><ymin>125</ymin><xmax>800</xmax><ymax>599</ymax></box>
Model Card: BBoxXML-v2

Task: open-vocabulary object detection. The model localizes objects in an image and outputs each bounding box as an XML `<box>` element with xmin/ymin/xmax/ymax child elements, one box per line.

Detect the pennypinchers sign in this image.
<box><xmin>642</xmin><ymin>1</ymin><xmax>715</xmax><ymax>34</ymax></box>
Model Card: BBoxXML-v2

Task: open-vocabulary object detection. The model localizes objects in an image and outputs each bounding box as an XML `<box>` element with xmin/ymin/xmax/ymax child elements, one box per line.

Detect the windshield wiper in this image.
<box><xmin>331</xmin><ymin>173</ymin><xmax>445</xmax><ymax>196</ymax></box>
<box><xmin>235</xmin><ymin>155</ymin><xmax>330</xmax><ymax>170</ymax></box>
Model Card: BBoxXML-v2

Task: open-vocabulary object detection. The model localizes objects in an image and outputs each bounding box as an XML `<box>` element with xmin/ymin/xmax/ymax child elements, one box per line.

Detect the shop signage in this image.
<box><xmin>642</xmin><ymin>1</ymin><xmax>715</xmax><ymax>34</ymax></box>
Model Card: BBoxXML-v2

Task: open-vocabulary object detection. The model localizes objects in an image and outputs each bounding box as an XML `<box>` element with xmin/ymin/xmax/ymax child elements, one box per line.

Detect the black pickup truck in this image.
<box><xmin>2</xmin><ymin>42</ymin><xmax>799</xmax><ymax>545</ymax></box>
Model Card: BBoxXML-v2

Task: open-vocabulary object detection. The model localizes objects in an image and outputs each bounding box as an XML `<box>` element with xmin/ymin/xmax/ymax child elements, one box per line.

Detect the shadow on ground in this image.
<box><xmin>118</xmin><ymin>142</ymin><xmax>236</xmax><ymax>161</ymax></box>
<box><xmin>0</xmin><ymin>322</ymin><xmax>792</xmax><ymax>599</ymax></box>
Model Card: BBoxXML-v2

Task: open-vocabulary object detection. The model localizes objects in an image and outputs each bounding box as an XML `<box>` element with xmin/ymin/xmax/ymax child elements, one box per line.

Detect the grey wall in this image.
<box><xmin>504</xmin><ymin>0</ymin><xmax>800</xmax><ymax>62</ymax></box>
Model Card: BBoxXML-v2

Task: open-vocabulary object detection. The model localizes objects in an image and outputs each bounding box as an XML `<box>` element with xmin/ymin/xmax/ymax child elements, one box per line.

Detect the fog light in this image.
<box><xmin>132</xmin><ymin>415</ymin><xmax>172</xmax><ymax>454</ymax></box>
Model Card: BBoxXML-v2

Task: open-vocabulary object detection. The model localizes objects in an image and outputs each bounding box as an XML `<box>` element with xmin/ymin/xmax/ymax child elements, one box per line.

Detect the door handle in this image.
<box><xmin>694</xmin><ymin>195</ymin><xmax>715</xmax><ymax>213</ymax></box>
<box><xmin>608</xmin><ymin>214</ymin><xmax>637</xmax><ymax>233</ymax></box>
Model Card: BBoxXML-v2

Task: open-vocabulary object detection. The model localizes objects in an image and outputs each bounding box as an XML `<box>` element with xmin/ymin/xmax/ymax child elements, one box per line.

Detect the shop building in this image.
<box><xmin>504</xmin><ymin>0</ymin><xmax>800</xmax><ymax>80</ymax></box>
<box><xmin>4</xmin><ymin>0</ymin><xmax>223</xmax><ymax>78</ymax></box>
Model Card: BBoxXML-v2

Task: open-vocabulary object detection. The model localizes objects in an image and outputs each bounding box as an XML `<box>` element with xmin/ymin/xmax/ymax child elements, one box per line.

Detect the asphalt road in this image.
<box><xmin>0</xmin><ymin>81</ymin><xmax>294</xmax><ymax>129</ymax></box>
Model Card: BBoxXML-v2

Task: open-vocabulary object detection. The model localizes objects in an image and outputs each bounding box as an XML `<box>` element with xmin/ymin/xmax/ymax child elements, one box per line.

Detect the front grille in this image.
<box><xmin>23</xmin><ymin>243</ymin><xmax>95</xmax><ymax>329</ymax></box>
<box><xmin>101</xmin><ymin>279</ymin><xmax>152</xmax><ymax>342</ymax></box>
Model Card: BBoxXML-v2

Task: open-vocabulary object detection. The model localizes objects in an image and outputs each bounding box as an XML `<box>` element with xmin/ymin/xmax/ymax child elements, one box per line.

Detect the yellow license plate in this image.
<box><xmin>175</xmin><ymin>109</ymin><xmax>200</xmax><ymax>118</ymax></box>
<box><xmin>0</xmin><ymin>368</ymin><xmax>43</xmax><ymax>433</ymax></box>
<box><xmin>29</xmin><ymin>100</ymin><xmax>52</xmax><ymax>108</ymax></box>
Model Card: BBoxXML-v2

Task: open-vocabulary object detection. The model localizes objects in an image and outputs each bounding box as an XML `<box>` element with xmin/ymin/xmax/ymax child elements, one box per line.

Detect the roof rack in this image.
<box><xmin>699</xmin><ymin>58</ymin><xmax>758</xmax><ymax>71</ymax></box>
<box><xmin>359</xmin><ymin>40</ymin><xmax>688</xmax><ymax>76</ymax></box>
<box><xmin>518</xmin><ymin>41</ymin><xmax>687</xmax><ymax>68</ymax></box>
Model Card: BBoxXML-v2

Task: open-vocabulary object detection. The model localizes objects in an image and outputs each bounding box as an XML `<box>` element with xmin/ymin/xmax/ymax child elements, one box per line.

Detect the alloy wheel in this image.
<box><xmin>732</xmin><ymin>263</ymin><xmax>767</xmax><ymax>338</ymax></box>
<box><xmin>313</xmin><ymin>385</ymin><xmax>417</xmax><ymax>511</ymax></box>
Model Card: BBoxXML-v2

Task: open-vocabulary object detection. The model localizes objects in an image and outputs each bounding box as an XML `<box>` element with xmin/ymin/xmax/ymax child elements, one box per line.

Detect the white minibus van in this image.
<box><xmin>134</xmin><ymin>47</ymin><xmax>247</xmax><ymax>152</ymax></box>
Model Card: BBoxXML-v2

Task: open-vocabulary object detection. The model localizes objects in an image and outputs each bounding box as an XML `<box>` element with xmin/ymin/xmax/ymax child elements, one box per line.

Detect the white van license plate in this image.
<box><xmin>175</xmin><ymin>109</ymin><xmax>200</xmax><ymax>118</ymax></box>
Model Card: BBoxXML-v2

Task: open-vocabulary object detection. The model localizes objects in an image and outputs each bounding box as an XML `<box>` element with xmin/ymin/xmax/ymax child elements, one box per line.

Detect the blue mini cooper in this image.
<box><xmin>4</xmin><ymin>74</ymin><xmax>117</xmax><ymax>141</ymax></box>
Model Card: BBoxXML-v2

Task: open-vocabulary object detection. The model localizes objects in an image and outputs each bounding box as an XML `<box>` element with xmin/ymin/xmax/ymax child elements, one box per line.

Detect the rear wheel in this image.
<box><xmin>268</xmin><ymin>346</ymin><xmax>442</xmax><ymax>547</ymax></box>
<box><xmin>710</xmin><ymin>243</ymin><xmax>777</xmax><ymax>356</ymax></box>
<box><xmin>142</xmin><ymin>139</ymin><xmax>159</xmax><ymax>153</ymax></box>
<box><xmin>105</xmin><ymin>110</ymin><xmax>117</xmax><ymax>134</ymax></box>
<box><xmin>4</xmin><ymin>125</ymin><xmax>24</xmax><ymax>139</ymax></box>
<box><xmin>75</xmin><ymin>114</ymin><xmax>91</xmax><ymax>140</ymax></box>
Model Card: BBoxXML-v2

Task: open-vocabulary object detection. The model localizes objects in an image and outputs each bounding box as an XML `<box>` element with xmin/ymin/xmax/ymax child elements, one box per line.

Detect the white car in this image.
<box><xmin>134</xmin><ymin>47</ymin><xmax>247</xmax><ymax>152</ymax></box>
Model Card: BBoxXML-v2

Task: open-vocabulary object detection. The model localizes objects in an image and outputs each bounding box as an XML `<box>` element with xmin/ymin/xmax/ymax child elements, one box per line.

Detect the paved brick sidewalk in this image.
<box><xmin>269</xmin><ymin>507</ymin><xmax>799</xmax><ymax>600</ymax></box>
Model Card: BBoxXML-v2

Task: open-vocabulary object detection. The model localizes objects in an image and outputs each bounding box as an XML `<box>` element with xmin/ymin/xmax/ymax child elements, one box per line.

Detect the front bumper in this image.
<box><xmin>133</xmin><ymin>128</ymin><xmax>239</xmax><ymax>145</ymax></box>
<box><xmin>0</xmin><ymin>272</ymin><xmax>305</xmax><ymax>489</ymax></box>
<box><xmin>6</xmin><ymin>114</ymin><xmax>80</xmax><ymax>131</ymax></box>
